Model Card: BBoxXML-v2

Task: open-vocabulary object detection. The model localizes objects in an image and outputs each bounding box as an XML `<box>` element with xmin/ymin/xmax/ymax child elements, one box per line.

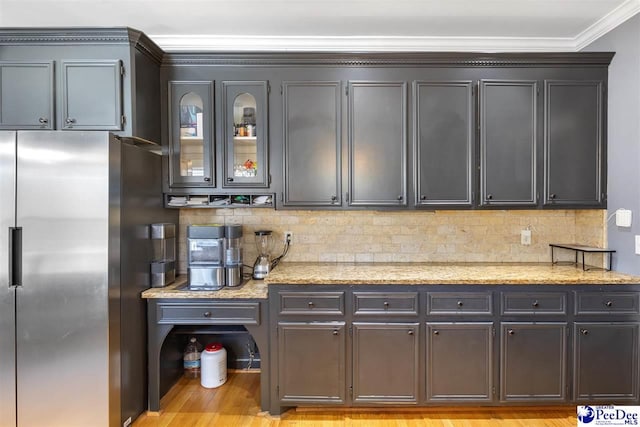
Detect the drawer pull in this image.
<box><xmin>508</xmin><ymin>329</ymin><xmax>515</xmax><ymax>335</ymax></box>
<box><xmin>332</xmin><ymin>329</ymin><xmax>339</xmax><ymax>336</ymax></box>
<box><xmin>308</xmin><ymin>301</ymin><xmax>314</xmax><ymax>308</ymax></box>
<box><xmin>407</xmin><ymin>330</ymin><xmax>414</xmax><ymax>336</ymax></box>
<box><xmin>383</xmin><ymin>301</ymin><xmax>389</xmax><ymax>308</ymax></box>
<box><xmin>605</xmin><ymin>301</ymin><xmax>613</xmax><ymax>307</ymax></box>
<box><xmin>581</xmin><ymin>329</ymin><xmax>589</xmax><ymax>335</ymax></box>
<box><xmin>457</xmin><ymin>301</ymin><xmax>463</xmax><ymax>307</ymax></box>
<box><xmin>532</xmin><ymin>301</ymin><xmax>539</xmax><ymax>308</ymax></box>
<box><xmin>203</xmin><ymin>311</ymin><xmax>212</xmax><ymax>318</ymax></box>
<box><xmin>433</xmin><ymin>330</ymin><xmax>439</xmax><ymax>335</ymax></box>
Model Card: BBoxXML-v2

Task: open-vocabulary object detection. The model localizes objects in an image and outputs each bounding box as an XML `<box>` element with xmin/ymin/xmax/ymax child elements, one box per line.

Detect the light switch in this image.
<box><xmin>616</xmin><ymin>209</ymin><xmax>632</xmax><ymax>227</ymax></box>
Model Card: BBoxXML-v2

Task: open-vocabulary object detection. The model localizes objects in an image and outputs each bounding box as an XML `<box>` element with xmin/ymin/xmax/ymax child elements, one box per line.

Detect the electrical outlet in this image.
<box><xmin>284</xmin><ymin>231</ymin><xmax>293</xmax><ymax>245</ymax></box>
<box><xmin>521</xmin><ymin>229</ymin><xmax>532</xmax><ymax>246</ymax></box>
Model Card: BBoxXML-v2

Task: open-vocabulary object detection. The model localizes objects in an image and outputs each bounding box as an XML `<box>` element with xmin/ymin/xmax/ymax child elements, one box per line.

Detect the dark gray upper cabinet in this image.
<box><xmin>352</xmin><ymin>323</ymin><xmax>419</xmax><ymax>404</ymax></box>
<box><xmin>168</xmin><ymin>81</ymin><xmax>215</xmax><ymax>188</ymax></box>
<box><xmin>544</xmin><ymin>81</ymin><xmax>604</xmax><ymax>206</ymax></box>
<box><xmin>480</xmin><ymin>80</ymin><xmax>538</xmax><ymax>207</ymax></box>
<box><xmin>222</xmin><ymin>81</ymin><xmax>269</xmax><ymax>188</ymax></box>
<box><xmin>426</xmin><ymin>322</ymin><xmax>493</xmax><ymax>402</ymax></box>
<box><xmin>277</xmin><ymin>322</ymin><xmax>346</xmax><ymax>405</ymax></box>
<box><xmin>500</xmin><ymin>322</ymin><xmax>568</xmax><ymax>402</ymax></box>
<box><xmin>60</xmin><ymin>60</ymin><xmax>123</xmax><ymax>130</ymax></box>
<box><xmin>574</xmin><ymin>322</ymin><xmax>639</xmax><ymax>402</ymax></box>
<box><xmin>282</xmin><ymin>81</ymin><xmax>341</xmax><ymax>207</ymax></box>
<box><xmin>0</xmin><ymin>61</ymin><xmax>54</xmax><ymax>130</ymax></box>
<box><xmin>348</xmin><ymin>81</ymin><xmax>407</xmax><ymax>207</ymax></box>
<box><xmin>414</xmin><ymin>81</ymin><xmax>474</xmax><ymax>207</ymax></box>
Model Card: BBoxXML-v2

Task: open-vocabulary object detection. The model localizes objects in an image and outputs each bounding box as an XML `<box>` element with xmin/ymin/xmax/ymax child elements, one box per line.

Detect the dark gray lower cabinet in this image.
<box><xmin>352</xmin><ymin>323</ymin><xmax>419</xmax><ymax>404</ymax></box>
<box><xmin>500</xmin><ymin>322</ymin><xmax>568</xmax><ymax>402</ymax></box>
<box><xmin>574</xmin><ymin>322</ymin><xmax>639</xmax><ymax>401</ymax></box>
<box><xmin>427</xmin><ymin>322</ymin><xmax>494</xmax><ymax>402</ymax></box>
<box><xmin>277</xmin><ymin>322</ymin><xmax>346</xmax><ymax>404</ymax></box>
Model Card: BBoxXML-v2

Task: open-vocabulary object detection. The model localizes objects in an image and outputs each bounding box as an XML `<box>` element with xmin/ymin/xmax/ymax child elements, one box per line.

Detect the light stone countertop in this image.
<box><xmin>263</xmin><ymin>262</ymin><xmax>640</xmax><ymax>285</ymax></box>
<box><xmin>142</xmin><ymin>275</ymin><xmax>268</xmax><ymax>299</ymax></box>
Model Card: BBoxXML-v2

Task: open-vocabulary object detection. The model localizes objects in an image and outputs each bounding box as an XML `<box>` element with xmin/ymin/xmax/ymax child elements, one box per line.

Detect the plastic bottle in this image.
<box><xmin>201</xmin><ymin>343</ymin><xmax>227</xmax><ymax>388</ymax></box>
<box><xmin>183</xmin><ymin>337</ymin><xmax>202</xmax><ymax>379</ymax></box>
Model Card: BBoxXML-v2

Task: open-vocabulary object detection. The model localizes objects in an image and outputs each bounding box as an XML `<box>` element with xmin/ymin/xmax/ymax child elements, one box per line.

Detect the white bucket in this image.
<box><xmin>200</xmin><ymin>343</ymin><xmax>227</xmax><ymax>388</ymax></box>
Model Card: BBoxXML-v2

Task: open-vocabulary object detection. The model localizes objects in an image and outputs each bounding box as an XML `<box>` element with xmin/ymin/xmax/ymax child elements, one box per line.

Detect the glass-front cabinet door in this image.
<box><xmin>168</xmin><ymin>81</ymin><xmax>214</xmax><ymax>188</ymax></box>
<box><xmin>222</xmin><ymin>81</ymin><xmax>269</xmax><ymax>188</ymax></box>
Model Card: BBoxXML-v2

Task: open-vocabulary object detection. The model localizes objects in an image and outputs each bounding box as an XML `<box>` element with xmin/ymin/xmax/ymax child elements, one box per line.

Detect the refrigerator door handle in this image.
<box><xmin>8</xmin><ymin>227</ymin><xmax>22</xmax><ymax>287</ymax></box>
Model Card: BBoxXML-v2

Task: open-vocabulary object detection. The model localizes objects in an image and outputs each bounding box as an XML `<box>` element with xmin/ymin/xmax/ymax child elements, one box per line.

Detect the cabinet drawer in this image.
<box><xmin>158</xmin><ymin>302</ymin><xmax>260</xmax><ymax>325</ymax></box>
<box><xmin>279</xmin><ymin>291</ymin><xmax>345</xmax><ymax>316</ymax></box>
<box><xmin>427</xmin><ymin>292</ymin><xmax>493</xmax><ymax>315</ymax></box>
<box><xmin>575</xmin><ymin>292</ymin><xmax>640</xmax><ymax>315</ymax></box>
<box><xmin>501</xmin><ymin>292</ymin><xmax>567</xmax><ymax>315</ymax></box>
<box><xmin>353</xmin><ymin>292</ymin><xmax>419</xmax><ymax>316</ymax></box>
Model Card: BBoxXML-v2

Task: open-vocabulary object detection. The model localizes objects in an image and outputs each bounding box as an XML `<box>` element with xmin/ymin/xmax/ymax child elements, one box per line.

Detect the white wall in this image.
<box><xmin>583</xmin><ymin>13</ymin><xmax>640</xmax><ymax>274</ymax></box>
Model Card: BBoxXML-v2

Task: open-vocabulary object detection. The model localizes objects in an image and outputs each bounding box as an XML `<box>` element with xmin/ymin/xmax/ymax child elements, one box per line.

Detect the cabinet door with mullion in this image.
<box><xmin>414</xmin><ymin>81</ymin><xmax>473</xmax><ymax>207</ymax></box>
<box><xmin>480</xmin><ymin>80</ymin><xmax>538</xmax><ymax>206</ymax></box>
<box><xmin>348</xmin><ymin>81</ymin><xmax>407</xmax><ymax>207</ymax></box>
<box><xmin>544</xmin><ymin>80</ymin><xmax>604</xmax><ymax>206</ymax></box>
<box><xmin>282</xmin><ymin>81</ymin><xmax>341</xmax><ymax>207</ymax></box>
<box><xmin>222</xmin><ymin>81</ymin><xmax>269</xmax><ymax>188</ymax></box>
<box><xmin>168</xmin><ymin>81</ymin><xmax>215</xmax><ymax>188</ymax></box>
<box><xmin>60</xmin><ymin>60</ymin><xmax>123</xmax><ymax>130</ymax></box>
<box><xmin>0</xmin><ymin>61</ymin><xmax>54</xmax><ymax>129</ymax></box>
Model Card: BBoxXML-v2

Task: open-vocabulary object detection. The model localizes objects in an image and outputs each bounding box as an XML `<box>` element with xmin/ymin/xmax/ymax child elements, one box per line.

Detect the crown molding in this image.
<box><xmin>575</xmin><ymin>0</ymin><xmax>640</xmax><ymax>50</ymax></box>
<box><xmin>152</xmin><ymin>34</ymin><xmax>579</xmax><ymax>53</ymax></box>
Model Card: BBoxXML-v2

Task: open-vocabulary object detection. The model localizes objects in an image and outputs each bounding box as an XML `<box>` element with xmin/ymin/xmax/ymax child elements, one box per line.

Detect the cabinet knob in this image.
<box><xmin>332</xmin><ymin>329</ymin><xmax>339</xmax><ymax>336</ymax></box>
<box><xmin>508</xmin><ymin>329</ymin><xmax>514</xmax><ymax>335</ymax></box>
<box><xmin>581</xmin><ymin>329</ymin><xmax>589</xmax><ymax>335</ymax></box>
<box><xmin>227</xmin><ymin>177</ymin><xmax>234</xmax><ymax>182</ymax></box>
<box><xmin>532</xmin><ymin>300</ymin><xmax>539</xmax><ymax>308</ymax></box>
<box><xmin>331</xmin><ymin>195</ymin><xmax>337</xmax><ymax>203</ymax></box>
<box><xmin>203</xmin><ymin>311</ymin><xmax>211</xmax><ymax>318</ymax></box>
<box><xmin>605</xmin><ymin>301</ymin><xmax>613</xmax><ymax>307</ymax></box>
<box><xmin>420</xmin><ymin>195</ymin><xmax>426</xmax><ymax>201</ymax></box>
<box><xmin>308</xmin><ymin>301</ymin><xmax>314</xmax><ymax>307</ymax></box>
<box><xmin>65</xmin><ymin>118</ymin><xmax>76</xmax><ymax>125</ymax></box>
<box><xmin>433</xmin><ymin>330</ymin><xmax>439</xmax><ymax>335</ymax></box>
<box><xmin>549</xmin><ymin>193</ymin><xmax>556</xmax><ymax>200</ymax></box>
<box><xmin>457</xmin><ymin>301</ymin><xmax>463</xmax><ymax>307</ymax></box>
<box><xmin>407</xmin><ymin>330</ymin><xmax>414</xmax><ymax>336</ymax></box>
<box><xmin>397</xmin><ymin>195</ymin><xmax>403</xmax><ymax>202</ymax></box>
<box><xmin>203</xmin><ymin>177</ymin><xmax>211</xmax><ymax>182</ymax></box>
<box><xmin>38</xmin><ymin>117</ymin><xmax>48</xmax><ymax>124</ymax></box>
<box><xmin>383</xmin><ymin>301</ymin><xmax>389</xmax><ymax>308</ymax></box>
<box><xmin>487</xmin><ymin>194</ymin><xmax>493</xmax><ymax>200</ymax></box>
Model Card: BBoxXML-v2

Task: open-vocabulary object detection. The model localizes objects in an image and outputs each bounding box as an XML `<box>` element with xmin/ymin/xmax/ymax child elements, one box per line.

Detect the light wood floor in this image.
<box><xmin>133</xmin><ymin>372</ymin><xmax>578</xmax><ymax>427</ymax></box>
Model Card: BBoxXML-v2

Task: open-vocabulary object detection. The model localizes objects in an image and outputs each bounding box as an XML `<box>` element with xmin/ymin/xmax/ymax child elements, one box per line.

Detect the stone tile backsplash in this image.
<box><xmin>177</xmin><ymin>209</ymin><xmax>606</xmax><ymax>274</ymax></box>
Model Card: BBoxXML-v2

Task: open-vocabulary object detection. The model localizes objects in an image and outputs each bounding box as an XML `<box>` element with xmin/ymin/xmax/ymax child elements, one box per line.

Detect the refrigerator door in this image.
<box><xmin>0</xmin><ymin>131</ymin><xmax>17</xmax><ymax>427</ymax></box>
<box><xmin>15</xmin><ymin>131</ymin><xmax>111</xmax><ymax>427</ymax></box>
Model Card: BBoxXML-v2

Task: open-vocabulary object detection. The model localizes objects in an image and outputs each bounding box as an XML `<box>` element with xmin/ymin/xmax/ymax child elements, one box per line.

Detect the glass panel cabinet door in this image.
<box><xmin>222</xmin><ymin>81</ymin><xmax>269</xmax><ymax>188</ymax></box>
<box><xmin>168</xmin><ymin>81</ymin><xmax>214</xmax><ymax>188</ymax></box>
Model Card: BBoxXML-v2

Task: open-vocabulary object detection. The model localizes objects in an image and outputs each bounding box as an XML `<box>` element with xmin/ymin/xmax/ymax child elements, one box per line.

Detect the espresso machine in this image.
<box><xmin>187</xmin><ymin>224</ymin><xmax>226</xmax><ymax>290</ymax></box>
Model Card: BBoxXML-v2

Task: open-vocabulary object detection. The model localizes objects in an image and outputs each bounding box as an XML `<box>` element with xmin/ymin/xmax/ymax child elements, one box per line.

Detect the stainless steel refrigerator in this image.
<box><xmin>0</xmin><ymin>131</ymin><xmax>177</xmax><ymax>427</ymax></box>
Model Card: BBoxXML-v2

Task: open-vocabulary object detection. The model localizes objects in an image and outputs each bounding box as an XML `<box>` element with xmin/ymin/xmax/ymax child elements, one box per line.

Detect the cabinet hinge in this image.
<box><xmin>267</xmin><ymin>83</ymin><xmax>271</xmax><ymax>95</ymax></box>
<box><xmin>345</xmin><ymin>192</ymin><xmax>349</xmax><ymax>203</ymax></box>
<box><xmin>349</xmin><ymin>386</ymin><xmax>353</xmax><ymax>396</ymax></box>
<box><xmin>276</xmin><ymin>385</ymin><xmax>279</xmax><ymax>395</ymax></box>
<box><xmin>280</xmin><ymin>192</ymin><xmax>284</xmax><ymax>202</ymax></box>
<box><xmin>121</xmin><ymin>115</ymin><xmax>126</xmax><ymax>126</ymax></box>
<box><xmin>492</xmin><ymin>386</ymin><xmax>496</xmax><ymax>396</ymax></box>
<box><xmin>269</xmin><ymin>174</ymin><xmax>272</xmax><ymax>185</ymax></box>
<box><xmin>492</xmin><ymin>327</ymin><xmax>495</xmax><ymax>337</ymax></box>
<box><xmin>280</xmin><ymin>85</ymin><xmax>283</xmax><ymax>95</ymax></box>
<box><xmin>345</xmin><ymin>86</ymin><xmax>349</xmax><ymax>96</ymax></box>
<box><xmin>349</xmin><ymin>326</ymin><xmax>353</xmax><ymax>336</ymax></box>
<box><xmin>120</xmin><ymin>65</ymin><xmax>125</xmax><ymax>76</ymax></box>
<box><xmin>536</xmin><ymin>86</ymin><xmax>540</xmax><ymax>96</ymax></box>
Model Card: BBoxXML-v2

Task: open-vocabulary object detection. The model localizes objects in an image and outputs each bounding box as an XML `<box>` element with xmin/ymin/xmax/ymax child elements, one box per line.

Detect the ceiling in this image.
<box><xmin>1</xmin><ymin>0</ymin><xmax>639</xmax><ymax>52</ymax></box>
